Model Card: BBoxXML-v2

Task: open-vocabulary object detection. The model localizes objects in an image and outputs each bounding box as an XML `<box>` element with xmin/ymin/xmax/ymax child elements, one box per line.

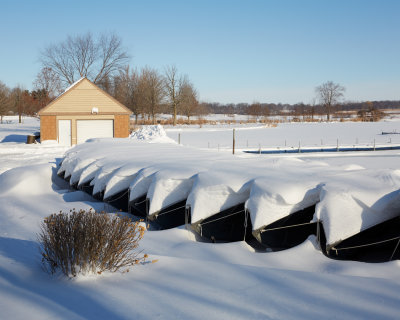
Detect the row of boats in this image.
<box><xmin>58</xmin><ymin>159</ymin><xmax>400</xmax><ymax>263</ymax></box>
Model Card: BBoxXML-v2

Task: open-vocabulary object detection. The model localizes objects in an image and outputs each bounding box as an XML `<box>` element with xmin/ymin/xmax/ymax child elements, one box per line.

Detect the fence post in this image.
<box><xmin>336</xmin><ymin>138</ymin><xmax>339</xmax><ymax>151</ymax></box>
<box><xmin>178</xmin><ymin>133</ymin><xmax>181</xmax><ymax>144</ymax></box>
<box><xmin>232</xmin><ymin>128</ymin><xmax>235</xmax><ymax>154</ymax></box>
<box><xmin>373</xmin><ymin>138</ymin><xmax>376</xmax><ymax>151</ymax></box>
<box><xmin>298</xmin><ymin>141</ymin><xmax>301</xmax><ymax>153</ymax></box>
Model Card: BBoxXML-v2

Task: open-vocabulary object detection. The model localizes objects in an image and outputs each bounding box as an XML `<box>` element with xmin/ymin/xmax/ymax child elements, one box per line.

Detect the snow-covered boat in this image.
<box><xmin>323</xmin><ymin>215</ymin><xmax>400</xmax><ymax>262</ymax></box>
<box><xmin>104</xmin><ymin>188</ymin><xmax>130</xmax><ymax>212</ymax></box>
<box><xmin>189</xmin><ymin>203</ymin><xmax>253</xmax><ymax>242</ymax></box>
<box><xmin>78</xmin><ymin>179</ymin><xmax>94</xmax><ymax>195</ymax></box>
<box><xmin>128</xmin><ymin>194</ymin><xmax>148</xmax><ymax>218</ymax></box>
<box><xmin>147</xmin><ymin>199</ymin><xmax>188</xmax><ymax>229</ymax></box>
<box><xmin>253</xmin><ymin>205</ymin><xmax>317</xmax><ymax>250</ymax></box>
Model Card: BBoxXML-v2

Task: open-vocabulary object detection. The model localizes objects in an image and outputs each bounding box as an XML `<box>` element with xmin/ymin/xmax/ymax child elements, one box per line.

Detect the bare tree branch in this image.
<box><xmin>33</xmin><ymin>67</ymin><xmax>63</xmax><ymax>98</ymax></box>
<box><xmin>40</xmin><ymin>32</ymin><xmax>130</xmax><ymax>87</ymax></box>
<box><xmin>164</xmin><ymin>65</ymin><xmax>181</xmax><ymax>126</ymax></box>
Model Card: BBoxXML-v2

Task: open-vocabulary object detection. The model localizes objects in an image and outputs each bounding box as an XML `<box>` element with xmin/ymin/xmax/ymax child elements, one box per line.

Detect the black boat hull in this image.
<box><xmin>148</xmin><ymin>200</ymin><xmax>187</xmax><ymax>229</ymax></box>
<box><xmin>323</xmin><ymin>215</ymin><xmax>400</xmax><ymax>263</ymax></box>
<box><xmin>191</xmin><ymin>203</ymin><xmax>253</xmax><ymax>242</ymax></box>
<box><xmin>254</xmin><ymin>205</ymin><xmax>317</xmax><ymax>251</ymax></box>
<box><xmin>128</xmin><ymin>195</ymin><xmax>148</xmax><ymax>218</ymax></box>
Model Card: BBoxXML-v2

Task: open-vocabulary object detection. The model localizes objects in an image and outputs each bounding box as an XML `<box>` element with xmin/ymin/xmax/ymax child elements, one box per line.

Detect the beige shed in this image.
<box><xmin>38</xmin><ymin>78</ymin><xmax>132</xmax><ymax>146</ymax></box>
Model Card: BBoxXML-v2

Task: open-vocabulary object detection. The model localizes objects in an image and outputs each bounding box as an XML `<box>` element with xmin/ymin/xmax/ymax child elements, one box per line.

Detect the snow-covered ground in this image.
<box><xmin>165</xmin><ymin>120</ymin><xmax>400</xmax><ymax>150</ymax></box>
<box><xmin>1</xmin><ymin>116</ymin><xmax>400</xmax><ymax>319</ymax></box>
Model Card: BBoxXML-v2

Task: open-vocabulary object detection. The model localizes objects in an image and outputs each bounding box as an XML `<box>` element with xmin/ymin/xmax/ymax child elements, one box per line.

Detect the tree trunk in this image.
<box><xmin>135</xmin><ymin>113</ymin><xmax>138</xmax><ymax>129</ymax></box>
<box><xmin>327</xmin><ymin>104</ymin><xmax>330</xmax><ymax>122</ymax></box>
<box><xmin>173</xmin><ymin>104</ymin><xmax>177</xmax><ymax>126</ymax></box>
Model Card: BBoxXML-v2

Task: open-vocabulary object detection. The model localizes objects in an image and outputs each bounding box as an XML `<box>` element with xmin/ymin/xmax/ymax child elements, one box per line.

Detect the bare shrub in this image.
<box><xmin>38</xmin><ymin>209</ymin><xmax>147</xmax><ymax>277</ymax></box>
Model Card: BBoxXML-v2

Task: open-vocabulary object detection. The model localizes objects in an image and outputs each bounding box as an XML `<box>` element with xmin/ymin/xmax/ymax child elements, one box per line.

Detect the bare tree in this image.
<box><xmin>164</xmin><ymin>65</ymin><xmax>181</xmax><ymax>126</ymax></box>
<box><xmin>196</xmin><ymin>102</ymin><xmax>210</xmax><ymax>119</ymax></box>
<box><xmin>315</xmin><ymin>81</ymin><xmax>345</xmax><ymax>121</ymax></box>
<box><xmin>0</xmin><ymin>81</ymin><xmax>11</xmax><ymax>123</ymax></box>
<box><xmin>40</xmin><ymin>32</ymin><xmax>130</xmax><ymax>86</ymax></box>
<box><xmin>33</xmin><ymin>67</ymin><xmax>63</xmax><ymax>98</ymax></box>
<box><xmin>140</xmin><ymin>67</ymin><xmax>165</xmax><ymax>124</ymax></box>
<box><xmin>113</xmin><ymin>66</ymin><xmax>143</xmax><ymax>125</ymax></box>
<box><xmin>247</xmin><ymin>102</ymin><xmax>262</xmax><ymax>119</ymax></box>
<box><xmin>179</xmin><ymin>77</ymin><xmax>198</xmax><ymax>122</ymax></box>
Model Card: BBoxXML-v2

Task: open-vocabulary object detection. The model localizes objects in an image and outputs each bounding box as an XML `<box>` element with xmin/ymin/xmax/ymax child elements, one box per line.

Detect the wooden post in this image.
<box><xmin>232</xmin><ymin>128</ymin><xmax>236</xmax><ymax>154</ymax></box>
<box><xmin>178</xmin><ymin>133</ymin><xmax>181</xmax><ymax>144</ymax></box>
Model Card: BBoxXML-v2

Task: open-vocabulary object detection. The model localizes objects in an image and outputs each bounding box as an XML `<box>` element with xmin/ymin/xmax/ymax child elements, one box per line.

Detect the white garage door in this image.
<box><xmin>77</xmin><ymin>120</ymin><xmax>114</xmax><ymax>144</ymax></box>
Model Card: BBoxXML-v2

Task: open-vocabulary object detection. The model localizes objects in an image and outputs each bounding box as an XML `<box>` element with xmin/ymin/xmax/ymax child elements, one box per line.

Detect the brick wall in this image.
<box><xmin>40</xmin><ymin>115</ymin><xmax>57</xmax><ymax>141</ymax></box>
<box><xmin>114</xmin><ymin>115</ymin><xmax>130</xmax><ymax>138</ymax></box>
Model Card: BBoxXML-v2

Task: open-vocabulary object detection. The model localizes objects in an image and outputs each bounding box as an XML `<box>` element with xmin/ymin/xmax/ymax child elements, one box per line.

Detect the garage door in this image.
<box><xmin>77</xmin><ymin>120</ymin><xmax>114</xmax><ymax>144</ymax></box>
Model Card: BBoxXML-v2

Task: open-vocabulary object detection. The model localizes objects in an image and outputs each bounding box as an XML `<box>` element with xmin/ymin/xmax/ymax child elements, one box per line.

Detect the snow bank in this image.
<box><xmin>130</xmin><ymin>125</ymin><xmax>176</xmax><ymax>144</ymax></box>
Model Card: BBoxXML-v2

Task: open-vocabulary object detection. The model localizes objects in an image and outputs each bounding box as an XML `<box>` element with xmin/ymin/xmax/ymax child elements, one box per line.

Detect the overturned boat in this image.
<box><xmin>316</xmin><ymin>177</ymin><xmax>400</xmax><ymax>263</ymax></box>
<box><xmin>253</xmin><ymin>205</ymin><xmax>318</xmax><ymax>250</ymax></box>
<box><xmin>189</xmin><ymin>203</ymin><xmax>253</xmax><ymax>242</ymax></box>
<box><xmin>323</xmin><ymin>215</ymin><xmax>400</xmax><ymax>262</ymax></box>
<box><xmin>145</xmin><ymin>169</ymin><xmax>202</xmax><ymax>229</ymax></box>
<box><xmin>148</xmin><ymin>199</ymin><xmax>188</xmax><ymax>229</ymax></box>
<box><xmin>247</xmin><ymin>178</ymin><xmax>321</xmax><ymax>250</ymax></box>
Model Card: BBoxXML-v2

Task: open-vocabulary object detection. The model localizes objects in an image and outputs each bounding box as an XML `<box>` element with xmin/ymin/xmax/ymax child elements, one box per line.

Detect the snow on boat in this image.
<box><xmin>128</xmin><ymin>167</ymin><xmax>158</xmax><ymax>217</ymax></box>
<box><xmin>145</xmin><ymin>163</ymin><xmax>210</xmax><ymax>229</ymax></box>
<box><xmin>187</xmin><ymin>169</ymin><xmax>254</xmax><ymax>242</ymax></box>
<box><xmin>322</xmin><ymin>214</ymin><xmax>400</xmax><ymax>262</ymax></box>
<box><xmin>247</xmin><ymin>178</ymin><xmax>321</xmax><ymax>250</ymax></box>
<box><xmin>69</xmin><ymin>158</ymin><xmax>98</xmax><ymax>189</ymax></box>
<box><xmin>90</xmin><ymin>161</ymin><xmax>129</xmax><ymax>199</ymax></box>
<box><xmin>316</xmin><ymin>170</ymin><xmax>400</xmax><ymax>262</ymax></box>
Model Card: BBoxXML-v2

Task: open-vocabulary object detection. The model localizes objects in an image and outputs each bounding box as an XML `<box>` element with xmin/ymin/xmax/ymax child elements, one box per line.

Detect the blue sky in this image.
<box><xmin>1</xmin><ymin>0</ymin><xmax>399</xmax><ymax>104</ymax></box>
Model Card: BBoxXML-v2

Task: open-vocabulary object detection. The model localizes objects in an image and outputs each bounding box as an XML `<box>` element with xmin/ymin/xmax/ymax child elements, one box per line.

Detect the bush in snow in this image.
<box><xmin>38</xmin><ymin>209</ymin><xmax>147</xmax><ymax>277</ymax></box>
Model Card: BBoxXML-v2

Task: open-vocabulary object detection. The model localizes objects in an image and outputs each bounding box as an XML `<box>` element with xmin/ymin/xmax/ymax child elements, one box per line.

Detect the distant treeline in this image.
<box><xmin>202</xmin><ymin>101</ymin><xmax>400</xmax><ymax>116</ymax></box>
